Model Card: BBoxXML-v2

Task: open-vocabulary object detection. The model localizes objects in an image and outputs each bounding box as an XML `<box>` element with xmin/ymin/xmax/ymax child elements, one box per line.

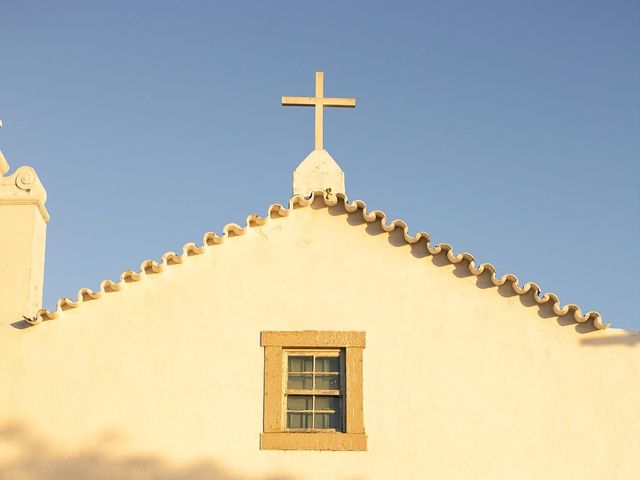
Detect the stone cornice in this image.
<box><xmin>0</xmin><ymin>162</ymin><xmax>49</xmax><ymax>223</ymax></box>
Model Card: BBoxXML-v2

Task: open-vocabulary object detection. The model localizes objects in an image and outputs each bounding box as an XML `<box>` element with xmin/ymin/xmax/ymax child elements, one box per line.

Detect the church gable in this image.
<box><xmin>28</xmin><ymin>191</ymin><xmax>607</xmax><ymax>333</ymax></box>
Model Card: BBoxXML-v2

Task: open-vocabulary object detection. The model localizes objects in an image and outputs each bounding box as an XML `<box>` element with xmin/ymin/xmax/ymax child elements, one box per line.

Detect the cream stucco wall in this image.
<box><xmin>0</xmin><ymin>163</ymin><xmax>48</xmax><ymax>324</ymax></box>
<box><xmin>1</xmin><ymin>196</ymin><xmax>638</xmax><ymax>479</ymax></box>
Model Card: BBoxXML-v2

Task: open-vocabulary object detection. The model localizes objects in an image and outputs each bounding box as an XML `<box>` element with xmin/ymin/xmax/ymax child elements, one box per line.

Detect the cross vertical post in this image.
<box><xmin>282</xmin><ymin>72</ymin><xmax>356</xmax><ymax>151</ymax></box>
<box><xmin>315</xmin><ymin>72</ymin><xmax>324</xmax><ymax>151</ymax></box>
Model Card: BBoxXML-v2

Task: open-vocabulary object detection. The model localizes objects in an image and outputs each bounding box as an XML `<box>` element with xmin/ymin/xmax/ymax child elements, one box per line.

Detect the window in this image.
<box><xmin>285</xmin><ymin>350</ymin><xmax>343</xmax><ymax>431</ymax></box>
<box><xmin>260</xmin><ymin>331</ymin><xmax>366</xmax><ymax>451</ymax></box>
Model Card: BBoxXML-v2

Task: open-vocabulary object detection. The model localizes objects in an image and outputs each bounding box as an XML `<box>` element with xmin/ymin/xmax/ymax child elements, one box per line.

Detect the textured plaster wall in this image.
<box><xmin>1</xmin><ymin>199</ymin><xmax>638</xmax><ymax>479</ymax></box>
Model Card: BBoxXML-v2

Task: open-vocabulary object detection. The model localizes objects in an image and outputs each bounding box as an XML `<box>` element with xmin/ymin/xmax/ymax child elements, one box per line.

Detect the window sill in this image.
<box><xmin>260</xmin><ymin>432</ymin><xmax>367</xmax><ymax>451</ymax></box>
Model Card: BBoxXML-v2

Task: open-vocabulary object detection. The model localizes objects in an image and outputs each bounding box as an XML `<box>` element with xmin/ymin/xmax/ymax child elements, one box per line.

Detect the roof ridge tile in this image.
<box><xmin>29</xmin><ymin>191</ymin><xmax>608</xmax><ymax>331</ymax></box>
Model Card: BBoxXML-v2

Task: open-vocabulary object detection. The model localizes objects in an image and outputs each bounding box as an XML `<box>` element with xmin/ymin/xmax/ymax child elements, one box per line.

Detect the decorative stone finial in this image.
<box><xmin>0</xmin><ymin>150</ymin><xmax>8</xmax><ymax>177</ymax></box>
<box><xmin>0</xmin><ymin>118</ymin><xmax>47</xmax><ymax>218</ymax></box>
<box><xmin>0</xmin><ymin>165</ymin><xmax>49</xmax><ymax>222</ymax></box>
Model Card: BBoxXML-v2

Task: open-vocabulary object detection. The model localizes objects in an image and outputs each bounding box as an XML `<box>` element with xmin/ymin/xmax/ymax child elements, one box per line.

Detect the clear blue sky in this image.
<box><xmin>2</xmin><ymin>1</ymin><xmax>638</xmax><ymax>329</ymax></box>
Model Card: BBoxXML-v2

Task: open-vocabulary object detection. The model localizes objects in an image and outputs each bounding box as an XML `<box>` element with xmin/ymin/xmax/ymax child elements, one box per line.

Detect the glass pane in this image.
<box><xmin>288</xmin><ymin>356</ymin><xmax>313</xmax><ymax>373</ymax></box>
<box><xmin>287</xmin><ymin>412</ymin><xmax>312</xmax><ymax>429</ymax></box>
<box><xmin>287</xmin><ymin>395</ymin><xmax>312</xmax><ymax>410</ymax></box>
<box><xmin>315</xmin><ymin>374</ymin><xmax>340</xmax><ymax>390</ymax></box>
<box><xmin>287</xmin><ymin>374</ymin><xmax>313</xmax><ymax>390</ymax></box>
<box><xmin>314</xmin><ymin>412</ymin><xmax>341</xmax><ymax>430</ymax></box>
<box><xmin>316</xmin><ymin>356</ymin><xmax>340</xmax><ymax>372</ymax></box>
<box><xmin>315</xmin><ymin>396</ymin><xmax>340</xmax><ymax>411</ymax></box>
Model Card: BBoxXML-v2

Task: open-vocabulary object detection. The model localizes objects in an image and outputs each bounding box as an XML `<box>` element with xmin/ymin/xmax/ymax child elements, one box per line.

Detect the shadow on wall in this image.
<box><xmin>0</xmin><ymin>422</ymin><xmax>292</xmax><ymax>480</ymax></box>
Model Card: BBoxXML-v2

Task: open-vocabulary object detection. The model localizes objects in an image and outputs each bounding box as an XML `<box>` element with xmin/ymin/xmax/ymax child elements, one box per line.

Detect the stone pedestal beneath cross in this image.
<box><xmin>292</xmin><ymin>149</ymin><xmax>345</xmax><ymax>197</ymax></box>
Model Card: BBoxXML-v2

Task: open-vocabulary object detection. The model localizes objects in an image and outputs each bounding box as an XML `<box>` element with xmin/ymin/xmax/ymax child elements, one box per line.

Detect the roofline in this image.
<box><xmin>27</xmin><ymin>191</ymin><xmax>609</xmax><ymax>331</ymax></box>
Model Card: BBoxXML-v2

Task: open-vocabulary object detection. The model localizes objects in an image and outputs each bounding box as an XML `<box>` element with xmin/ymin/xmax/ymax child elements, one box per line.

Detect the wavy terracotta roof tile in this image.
<box><xmin>29</xmin><ymin>191</ymin><xmax>608</xmax><ymax>330</ymax></box>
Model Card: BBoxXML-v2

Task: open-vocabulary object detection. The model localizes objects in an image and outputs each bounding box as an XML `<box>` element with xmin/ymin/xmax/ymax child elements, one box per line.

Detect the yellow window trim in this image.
<box><xmin>260</xmin><ymin>330</ymin><xmax>367</xmax><ymax>451</ymax></box>
<box><xmin>260</xmin><ymin>432</ymin><xmax>367</xmax><ymax>451</ymax></box>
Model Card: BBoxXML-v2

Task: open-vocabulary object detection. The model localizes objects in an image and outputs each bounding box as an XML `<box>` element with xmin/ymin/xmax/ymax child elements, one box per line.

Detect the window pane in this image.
<box><xmin>314</xmin><ymin>412</ymin><xmax>341</xmax><ymax>430</ymax></box>
<box><xmin>288</xmin><ymin>356</ymin><xmax>312</xmax><ymax>373</ymax></box>
<box><xmin>287</xmin><ymin>395</ymin><xmax>312</xmax><ymax>410</ymax></box>
<box><xmin>287</xmin><ymin>374</ymin><xmax>313</xmax><ymax>390</ymax></box>
<box><xmin>315</xmin><ymin>374</ymin><xmax>340</xmax><ymax>390</ymax></box>
<box><xmin>287</xmin><ymin>412</ymin><xmax>312</xmax><ymax>429</ymax></box>
<box><xmin>315</xmin><ymin>356</ymin><xmax>340</xmax><ymax>372</ymax></box>
<box><xmin>315</xmin><ymin>396</ymin><xmax>340</xmax><ymax>411</ymax></box>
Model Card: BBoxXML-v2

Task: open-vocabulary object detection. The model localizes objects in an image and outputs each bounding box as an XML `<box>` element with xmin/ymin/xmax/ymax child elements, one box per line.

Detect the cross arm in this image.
<box><xmin>282</xmin><ymin>96</ymin><xmax>316</xmax><ymax>107</ymax></box>
<box><xmin>281</xmin><ymin>96</ymin><xmax>356</xmax><ymax>108</ymax></box>
<box><xmin>322</xmin><ymin>97</ymin><xmax>356</xmax><ymax>108</ymax></box>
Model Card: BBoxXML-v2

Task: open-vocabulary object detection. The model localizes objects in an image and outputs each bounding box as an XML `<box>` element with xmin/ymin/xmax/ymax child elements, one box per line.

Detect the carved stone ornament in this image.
<box><xmin>0</xmin><ymin>156</ymin><xmax>49</xmax><ymax>222</ymax></box>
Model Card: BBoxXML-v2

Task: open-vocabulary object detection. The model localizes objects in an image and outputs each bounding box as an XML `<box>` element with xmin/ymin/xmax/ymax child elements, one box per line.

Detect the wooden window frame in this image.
<box><xmin>284</xmin><ymin>349</ymin><xmax>344</xmax><ymax>431</ymax></box>
<box><xmin>260</xmin><ymin>331</ymin><xmax>367</xmax><ymax>451</ymax></box>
